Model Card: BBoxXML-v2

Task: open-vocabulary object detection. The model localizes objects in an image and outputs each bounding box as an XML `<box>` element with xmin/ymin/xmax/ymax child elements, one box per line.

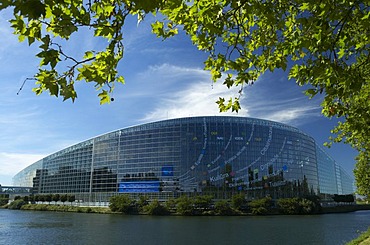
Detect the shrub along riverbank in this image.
<box><xmin>108</xmin><ymin>194</ymin><xmax>326</xmax><ymax>216</ymax></box>
<box><xmin>20</xmin><ymin>204</ymin><xmax>111</xmax><ymax>214</ymax></box>
<box><xmin>4</xmin><ymin>193</ymin><xmax>370</xmax><ymax>216</ymax></box>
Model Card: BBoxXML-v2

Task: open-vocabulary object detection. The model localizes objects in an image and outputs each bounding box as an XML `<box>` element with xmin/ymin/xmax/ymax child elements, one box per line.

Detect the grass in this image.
<box><xmin>347</xmin><ymin>227</ymin><xmax>370</xmax><ymax>245</ymax></box>
<box><xmin>20</xmin><ymin>204</ymin><xmax>113</xmax><ymax>214</ymax></box>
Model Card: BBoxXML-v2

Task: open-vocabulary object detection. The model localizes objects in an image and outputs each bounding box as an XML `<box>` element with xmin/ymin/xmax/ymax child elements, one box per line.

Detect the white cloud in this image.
<box><xmin>138</xmin><ymin>64</ymin><xmax>323</xmax><ymax>126</ymax></box>
<box><xmin>241</xmin><ymin>77</ymin><xmax>323</xmax><ymax>126</ymax></box>
<box><xmin>0</xmin><ymin>152</ymin><xmax>45</xmax><ymax>182</ymax></box>
<box><xmin>257</xmin><ymin>106</ymin><xmax>321</xmax><ymax>125</ymax></box>
<box><xmin>138</xmin><ymin>64</ymin><xmax>248</xmax><ymax>122</ymax></box>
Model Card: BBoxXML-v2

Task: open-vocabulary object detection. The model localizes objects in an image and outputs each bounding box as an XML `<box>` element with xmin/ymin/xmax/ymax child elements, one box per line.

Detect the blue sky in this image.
<box><xmin>0</xmin><ymin>11</ymin><xmax>358</xmax><ymax>186</ymax></box>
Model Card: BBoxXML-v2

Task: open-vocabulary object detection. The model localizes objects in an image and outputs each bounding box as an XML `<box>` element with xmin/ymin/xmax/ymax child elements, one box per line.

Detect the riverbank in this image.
<box><xmin>346</xmin><ymin>227</ymin><xmax>370</xmax><ymax>245</ymax></box>
<box><xmin>321</xmin><ymin>204</ymin><xmax>370</xmax><ymax>214</ymax></box>
<box><xmin>19</xmin><ymin>204</ymin><xmax>113</xmax><ymax>214</ymax></box>
<box><xmin>3</xmin><ymin>202</ymin><xmax>370</xmax><ymax>215</ymax></box>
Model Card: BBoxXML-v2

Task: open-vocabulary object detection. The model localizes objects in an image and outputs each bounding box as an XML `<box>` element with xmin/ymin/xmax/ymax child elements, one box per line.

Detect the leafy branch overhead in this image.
<box><xmin>1</xmin><ymin>0</ymin><xmax>370</xmax><ymax>195</ymax></box>
<box><xmin>3</xmin><ymin>0</ymin><xmax>129</xmax><ymax>103</ymax></box>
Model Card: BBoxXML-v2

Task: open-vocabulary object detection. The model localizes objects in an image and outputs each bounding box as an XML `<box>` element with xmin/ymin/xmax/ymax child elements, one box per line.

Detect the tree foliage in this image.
<box><xmin>143</xmin><ymin>199</ymin><xmax>170</xmax><ymax>215</ymax></box>
<box><xmin>248</xmin><ymin>196</ymin><xmax>272</xmax><ymax>215</ymax></box>
<box><xmin>109</xmin><ymin>194</ymin><xmax>134</xmax><ymax>213</ymax></box>
<box><xmin>44</xmin><ymin>194</ymin><xmax>52</xmax><ymax>204</ymax></box>
<box><xmin>175</xmin><ymin>195</ymin><xmax>195</xmax><ymax>215</ymax></box>
<box><xmin>52</xmin><ymin>194</ymin><xmax>60</xmax><ymax>203</ymax></box>
<box><xmin>353</xmin><ymin>151</ymin><xmax>370</xmax><ymax>197</ymax></box>
<box><xmin>8</xmin><ymin>199</ymin><xmax>27</xmax><ymax>210</ymax></box>
<box><xmin>277</xmin><ymin>197</ymin><xmax>319</xmax><ymax>214</ymax></box>
<box><xmin>1</xmin><ymin>0</ymin><xmax>369</xmax><ymax>194</ymax></box>
<box><xmin>67</xmin><ymin>194</ymin><xmax>76</xmax><ymax>204</ymax></box>
<box><xmin>231</xmin><ymin>193</ymin><xmax>246</xmax><ymax>211</ymax></box>
<box><xmin>60</xmin><ymin>194</ymin><xmax>68</xmax><ymax>203</ymax></box>
<box><xmin>1</xmin><ymin>0</ymin><xmax>127</xmax><ymax>103</ymax></box>
<box><xmin>214</xmin><ymin>199</ymin><xmax>234</xmax><ymax>215</ymax></box>
<box><xmin>136</xmin><ymin>195</ymin><xmax>149</xmax><ymax>212</ymax></box>
<box><xmin>0</xmin><ymin>194</ymin><xmax>9</xmax><ymax>206</ymax></box>
<box><xmin>193</xmin><ymin>195</ymin><xmax>213</xmax><ymax>210</ymax></box>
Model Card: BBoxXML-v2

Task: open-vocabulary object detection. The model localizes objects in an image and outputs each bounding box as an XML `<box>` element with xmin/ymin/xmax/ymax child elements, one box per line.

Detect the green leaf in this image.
<box><xmin>15</xmin><ymin>0</ymin><xmax>46</xmax><ymax>19</ymax></box>
<box><xmin>98</xmin><ymin>90</ymin><xmax>111</xmax><ymax>104</ymax></box>
<box><xmin>304</xmin><ymin>89</ymin><xmax>318</xmax><ymax>98</ymax></box>
<box><xmin>84</xmin><ymin>51</ymin><xmax>94</xmax><ymax>59</ymax></box>
<box><xmin>37</xmin><ymin>49</ymin><xmax>61</xmax><ymax>69</ymax></box>
<box><xmin>338</xmin><ymin>49</ymin><xmax>345</xmax><ymax>59</ymax></box>
<box><xmin>299</xmin><ymin>3</ymin><xmax>310</xmax><ymax>11</ymax></box>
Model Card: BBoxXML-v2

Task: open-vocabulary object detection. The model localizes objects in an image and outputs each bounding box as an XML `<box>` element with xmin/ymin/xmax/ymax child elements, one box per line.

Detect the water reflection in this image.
<box><xmin>1</xmin><ymin>209</ymin><xmax>369</xmax><ymax>245</ymax></box>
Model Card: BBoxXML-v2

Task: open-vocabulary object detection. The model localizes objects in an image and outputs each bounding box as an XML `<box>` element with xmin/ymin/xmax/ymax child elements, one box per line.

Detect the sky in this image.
<box><xmin>0</xmin><ymin>10</ymin><xmax>358</xmax><ymax>186</ymax></box>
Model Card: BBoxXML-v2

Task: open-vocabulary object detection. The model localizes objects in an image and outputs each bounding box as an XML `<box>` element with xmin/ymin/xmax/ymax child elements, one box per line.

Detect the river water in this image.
<box><xmin>1</xmin><ymin>209</ymin><xmax>370</xmax><ymax>245</ymax></box>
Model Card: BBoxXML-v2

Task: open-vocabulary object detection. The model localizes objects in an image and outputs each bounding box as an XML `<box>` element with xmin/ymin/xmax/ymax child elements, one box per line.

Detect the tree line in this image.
<box><xmin>109</xmin><ymin>194</ymin><xmax>324</xmax><ymax>216</ymax></box>
<box><xmin>14</xmin><ymin>194</ymin><xmax>76</xmax><ymax>205</ymax></box>
<box><xmin>4</xmin><ymin>193</ymin><xmax>357</xmax><ymax>215</ymax></box>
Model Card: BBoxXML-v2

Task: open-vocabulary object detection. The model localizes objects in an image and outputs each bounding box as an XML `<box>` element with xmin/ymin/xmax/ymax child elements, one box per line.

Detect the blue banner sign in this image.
<box><xmin>118</xmin><ymin>181</ymin><xmax>160</xmax><ymax>193</ymax></box>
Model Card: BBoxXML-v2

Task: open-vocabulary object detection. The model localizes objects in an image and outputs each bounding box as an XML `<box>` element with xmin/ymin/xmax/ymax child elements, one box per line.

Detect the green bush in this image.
<box><xmin>251</xmin><ymin>206</ymin><xmax>268</xmax><ymax>215</ymax></box>
<box><xmin>67</xmin><ymin>195</ymin><xmax>76</xmax><ymax>204</ymax></box>
<box><xmin>28</xmin><ymin>195</ymin><xmax>35</xmax><ymax>203</ymax></box>
<box><xmin>143</xmin><ymin>200</ymin><xmax>169</xmax><ymax>215</ymax></box>
<box><xmin>52</xmin><ymin>194</ymin><xmax>60</xmax><ymax>203</ymax></box>
<box><xmin>214</xmin><ymin>200</ymin><xmax>233</xmax><ymax>215</ymax></box>
<box><xmin>34</xmin><ymin>195</ymin><xmax>40</xmax><ymax>202</ymax></box>
<box><xmin>193</xmin><ymin>195</ymin><xmax>213</xmax><ymax>211</ymax></box>
<box><xmin>231</xmin><ymin>193</ymin><xmax>246</xmax><ymax>211</ymax></box>
<box><xmin>277</xmin><ymin>198</ymin><xmax>301</xmax><ymax>214</ymax></box>
<box><xmin>299</xmin><ymin>198</ymin><xmax>315</xmax><ymax>214</ymax></box>
<box><xmin>248</xmin><ymin>197</ymin><xmax>272</xmax><ymax>215</ymax></box>
<box><xmin>137</xmin><ymin>195</ymin><xmax>149</xmax><ymax>212</ymax></box>
<box><xmin>303</xmin><ymin>195</ymin><xmax>322</xmax><ymax>213</ymax></box>
<box><xmin>8</xmin><ymin>199</ymin><xmax>27</xmax><ymax>210</ymax></box>
<box><xmin>60</xmin><ymin>194</ymin><xmax>68</xmax><ymax>204</ymax></box>
<box><xmin>277</xmin><ymin>197</ymin><xmax>319</xmax><ymax>214</ymax></box>
<box><xmin>44</xmin><ymin>194</ymin><xmax>52</xmax><ymax>204</ymax></box>
<box><xmin>0</xmin><ymin>198</ymin><xmax>9</xmax><ymax>206</ymax></box>
<box><xmin>23</xmin><ymin>196</ymin><xmax>29</xmax><ymax>203</ymax></box>
<box><xmin>109</xmin><ymin>195</ymin><xmax>134</xmax><ymax>214</ymax></box>
<box><xmin>164</xmin><ymin>198</ymin><xmax>176</xmax><ymax>212</ymax></box>
<box><xmin>176</xmin><ymin>196</ymin><xmax>195</xmax><ymax>215</ymax></box>
<box><xmin>38</xmin><ymin>195</ymin><xmax>45</xmax><ymax>202</ymax></box>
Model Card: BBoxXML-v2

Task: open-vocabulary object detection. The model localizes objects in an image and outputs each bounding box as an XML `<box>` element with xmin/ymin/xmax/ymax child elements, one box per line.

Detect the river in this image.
<box><xmin>1</xmin><ymin>209</ymin><xmax>370</xmax><ymax>245</ymax></box>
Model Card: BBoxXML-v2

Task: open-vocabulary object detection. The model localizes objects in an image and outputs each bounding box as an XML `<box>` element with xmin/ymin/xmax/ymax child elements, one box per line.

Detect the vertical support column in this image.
<box><xmin>89</xmin><ymin>139</ymin><xmax>95</xmax><ymax>204</ymax></box>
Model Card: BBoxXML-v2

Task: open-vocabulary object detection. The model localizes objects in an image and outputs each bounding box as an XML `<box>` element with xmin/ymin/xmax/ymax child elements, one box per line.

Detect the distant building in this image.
<box><xmin>13</xmin><ymin>116</ymin><xmax>354</xmax><ymax>205</ymax></box>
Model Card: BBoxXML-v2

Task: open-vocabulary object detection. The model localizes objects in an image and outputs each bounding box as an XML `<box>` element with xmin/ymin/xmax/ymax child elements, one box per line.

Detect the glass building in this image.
<box><xmin>13</xmin><ymin>116</ymin><xmax>354</xmax><ymax>205</ymax></box>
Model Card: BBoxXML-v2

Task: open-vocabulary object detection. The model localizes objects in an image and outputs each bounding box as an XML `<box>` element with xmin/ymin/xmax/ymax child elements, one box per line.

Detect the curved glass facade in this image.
<box><xmin>13</xmin><ymin>116</ymin><xmax>354</xmax><ymax>204</ymax></box>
